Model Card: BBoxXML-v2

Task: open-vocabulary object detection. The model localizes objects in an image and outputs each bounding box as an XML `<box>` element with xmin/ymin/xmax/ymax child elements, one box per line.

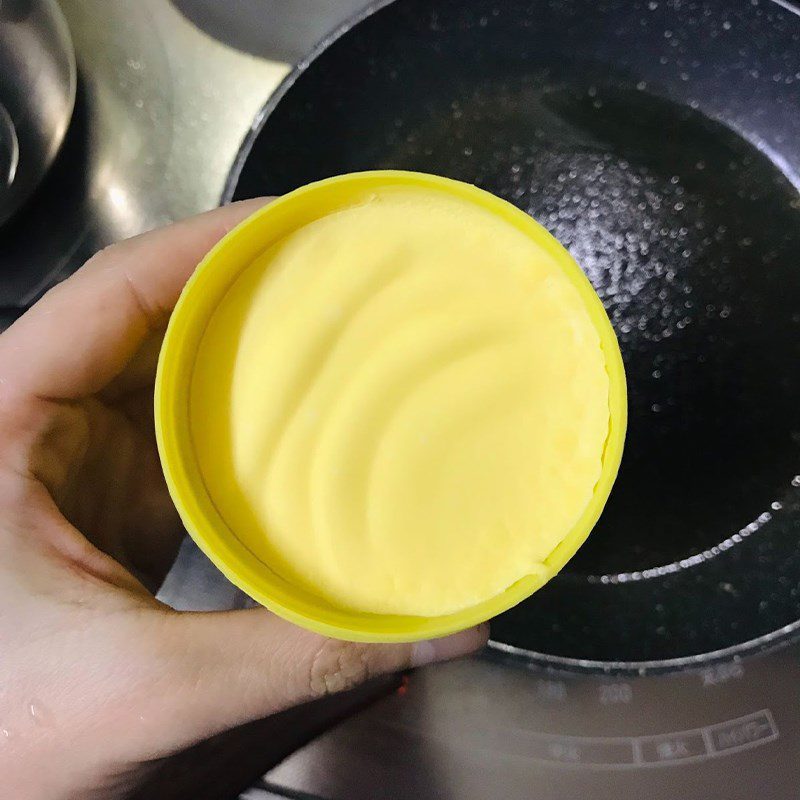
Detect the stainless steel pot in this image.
<box><xmin>0</xmin><ymin>0</ymin><xmax>76</xmax><ymax>227</ymax></box>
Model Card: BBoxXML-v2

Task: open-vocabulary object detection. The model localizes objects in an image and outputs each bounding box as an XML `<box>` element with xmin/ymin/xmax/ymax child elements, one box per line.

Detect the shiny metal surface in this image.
<box><xmin>0</xmin><ymin>101</ymin><xmax>19</xmax><ymax>189</ymax></box>
<box><xmin>59</xmin><ymin>0</ymin><xmax>288</xmax><ymax>225</ymax></box>
<box><xmin>0</xmin><ymin>0</ymin><xmax>289</xmax><ymax>318</ymax></box>
<box><xmin>172</xmin><ymin>0</ymin><xmax>377</xmax><ymax>62</ymax></box>
<box><xmin>0</xmin><ymin>0</ymin><xmax>76</xmax><ymax>226</ymax></box>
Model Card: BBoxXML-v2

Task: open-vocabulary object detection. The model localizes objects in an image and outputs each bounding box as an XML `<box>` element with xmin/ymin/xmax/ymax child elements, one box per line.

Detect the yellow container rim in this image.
<box><xmin>155</xmin><ymin>170</ymin><xmax>627</xmax><ymax>643</ymax></box>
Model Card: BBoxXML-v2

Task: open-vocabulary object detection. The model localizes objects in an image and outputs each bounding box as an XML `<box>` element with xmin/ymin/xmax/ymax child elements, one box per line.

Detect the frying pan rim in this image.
<box><xmin>485</xmin><ymin>619</ymin><xmax>800</xmax><ymax>676</ymax></box>
<box><xmin>220</xmin><ymin>0</ymin><xmax>800</xmax><ymax>672</ymax></box>
<box><xmin>222</xmin><ymin>0</ymin><xmax>396</xmax><ymax>205</ymax></box>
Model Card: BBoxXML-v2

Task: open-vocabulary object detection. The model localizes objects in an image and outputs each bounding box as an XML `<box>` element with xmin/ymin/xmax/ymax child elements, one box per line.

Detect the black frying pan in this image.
<box><xmin>224</xmin><ymin>0</ymin><xmax>800</xmax><ymax>670</ymax></box>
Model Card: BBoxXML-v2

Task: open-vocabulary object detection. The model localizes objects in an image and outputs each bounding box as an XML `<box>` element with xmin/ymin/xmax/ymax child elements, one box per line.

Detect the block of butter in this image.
<box><xmin>156</xmin><ymin>171</ymin><xmax>626</xmax><ymax>641</ymax></box>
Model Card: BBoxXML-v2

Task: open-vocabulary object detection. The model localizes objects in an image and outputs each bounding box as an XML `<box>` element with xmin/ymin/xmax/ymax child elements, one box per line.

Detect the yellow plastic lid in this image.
<box><xmin>155</xmin><ymin>171</ymin><xmax>627</xmax><ymax>642</ymax></box>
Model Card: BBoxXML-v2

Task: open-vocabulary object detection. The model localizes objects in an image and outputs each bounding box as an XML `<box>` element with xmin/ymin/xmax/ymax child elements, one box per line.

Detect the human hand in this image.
<box><xmin>0</xmin><ymin>201</ymin><xmax>488</xmax><ymax>799</ymax></box>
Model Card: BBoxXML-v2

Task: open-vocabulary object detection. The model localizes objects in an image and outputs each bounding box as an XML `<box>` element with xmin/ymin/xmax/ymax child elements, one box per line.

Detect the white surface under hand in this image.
<box><xmin>157</xmin><ymin>536</ymin><xmax>258</xmax><ymax>611</ymax></box>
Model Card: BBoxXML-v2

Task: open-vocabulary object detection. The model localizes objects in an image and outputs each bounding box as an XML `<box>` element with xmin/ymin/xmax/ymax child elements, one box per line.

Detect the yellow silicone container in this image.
<box><xmin>155</xmin><ymin>170</ymin><xmax>627</xmax><ymax>643</ymax></box>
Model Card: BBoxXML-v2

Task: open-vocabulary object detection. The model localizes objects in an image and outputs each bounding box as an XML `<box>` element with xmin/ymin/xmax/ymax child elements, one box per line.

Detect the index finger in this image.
<box><xmin>0</xmin><ymin>198</ymin><xmax>269</xmax><ymax>401</ymax></box>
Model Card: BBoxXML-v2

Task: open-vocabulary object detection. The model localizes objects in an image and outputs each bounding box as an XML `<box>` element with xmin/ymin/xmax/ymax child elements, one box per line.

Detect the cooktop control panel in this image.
<box><xmin>260</xmin><ymin>648</ymin><xmax>800</xmax><ymax>799</ymax></box>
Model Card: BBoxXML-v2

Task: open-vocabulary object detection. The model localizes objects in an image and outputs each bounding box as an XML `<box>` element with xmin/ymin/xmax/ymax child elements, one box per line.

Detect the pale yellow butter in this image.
<box><xmin>190</xmin><ymin>187</ymin><xmax>610</xmax><ymax>617</ymax></box>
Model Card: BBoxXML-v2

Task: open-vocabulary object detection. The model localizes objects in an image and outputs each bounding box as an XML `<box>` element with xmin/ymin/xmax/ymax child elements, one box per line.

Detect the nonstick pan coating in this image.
<box><xmin>225</xmin><ymin>0</ymin><xmax>800</xmax><ymax>668</ymax></box>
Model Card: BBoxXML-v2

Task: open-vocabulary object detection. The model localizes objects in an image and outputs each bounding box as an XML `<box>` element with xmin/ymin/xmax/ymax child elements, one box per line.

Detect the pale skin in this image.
<box><xmin>0</xmin><ymin>199</ymin><xmax>488</xmax><ymax>799</ymax></box>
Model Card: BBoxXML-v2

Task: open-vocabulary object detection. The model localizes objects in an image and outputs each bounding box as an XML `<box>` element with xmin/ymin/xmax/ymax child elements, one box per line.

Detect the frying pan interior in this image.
<box><xmin>227</xmin><ymin>0</ymin><xmax>800</xmax><ymax>668</ymax></box>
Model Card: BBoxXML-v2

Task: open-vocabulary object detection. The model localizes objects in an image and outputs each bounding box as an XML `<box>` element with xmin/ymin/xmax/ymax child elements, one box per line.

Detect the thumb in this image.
<box><xmin>148</xmin><ymin>608</ymin><xmax>487</xmax><ymax>752</ymax></box>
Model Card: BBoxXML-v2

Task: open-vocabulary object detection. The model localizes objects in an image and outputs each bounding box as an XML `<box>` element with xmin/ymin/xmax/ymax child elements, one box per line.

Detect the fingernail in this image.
<box><xmin>410</xmin><ymin>623</ymin><xmax>490</xmax><ymax>667</ymax></box>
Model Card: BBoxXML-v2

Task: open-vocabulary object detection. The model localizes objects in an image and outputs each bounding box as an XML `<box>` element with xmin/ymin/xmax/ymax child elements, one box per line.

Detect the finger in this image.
<box><xmin>0</xmin><ymin>198</ymin><xmax>270</xmax><ymax>401</ymax></box>
<box><xmin>102</xmin><ymin>329</ymin><xmax>166</xmax><ymax>399</ymax></box>
<box><xmin>147</xmin><ymin>609</ymin><xmax>488</xmax><ymax>751</ymax></box>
